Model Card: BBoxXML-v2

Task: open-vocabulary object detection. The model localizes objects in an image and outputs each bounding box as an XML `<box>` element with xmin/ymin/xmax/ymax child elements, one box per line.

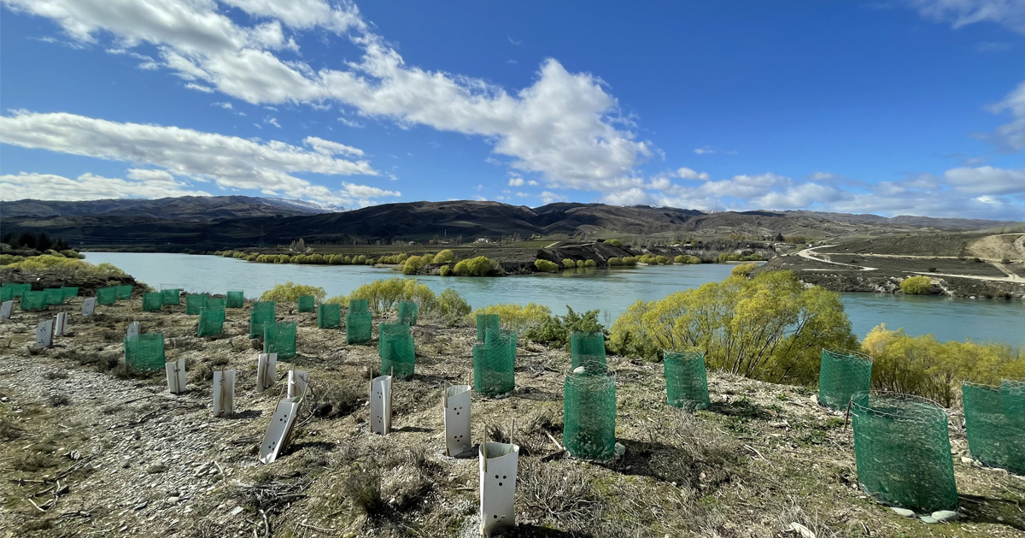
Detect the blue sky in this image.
<box><xmin>1</xmin><ymin>1</ymin><xmax>1023</xmax><ymax>220</ymax></box>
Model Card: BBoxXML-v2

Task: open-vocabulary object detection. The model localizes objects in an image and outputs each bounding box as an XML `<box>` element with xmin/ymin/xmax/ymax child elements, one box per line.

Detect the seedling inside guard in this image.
<box><xmin>370</xmin><ymin>374</ymin><xmax>392</xmax><ymax>436</ymax></box>
<box><xmin>35</xmin><ymin>319</ymin><xmax>54</xmax><ymax>349</ymax></box>
<box><xmin>259</xmin><ymin>395</ymin><xmax>301</xmax><ymax>464</ymax></box>
<box><xmin>166</xmin><ymin>358</ymin><xmax>186</xmax><ymax>394</ymax></box>
<box><xmin>480</xmin><ymin>441</ymin><xmax>519</xmax><ymax>537</ymax></box>
<box><xmin>257</xmin><ymin>353</ymin><xmax>277</xmax><ymax>392</ymax></box>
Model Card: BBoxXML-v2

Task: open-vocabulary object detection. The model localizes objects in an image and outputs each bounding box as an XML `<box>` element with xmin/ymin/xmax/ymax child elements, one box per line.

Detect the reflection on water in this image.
<box><xmin>84</xmin><ymin>252</ymin><xmax>1025</xmax><ymax>345</ymax></box>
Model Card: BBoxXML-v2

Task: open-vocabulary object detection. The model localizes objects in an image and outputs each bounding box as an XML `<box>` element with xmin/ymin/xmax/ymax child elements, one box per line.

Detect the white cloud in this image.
<box><xmin>675</xmin><ymin>167</ymin><xmax>710</xmax><ymax>180</ymax></box>
<box><xmin>0</xmin><ymin>110</ymin><xmax>392</xmax><ymax>207</ymax></box>
<box><xmin>943</xmin><ymin>165</ymin><xmax>1025</xmax><ymax>194</ymax></box>
<box><xmin>213</xmin><ymin>102</ymin><xmax>233</xmax><ymax>109</ymax></box>
<box><xmin>988</xmin><ymin>80</ymin><xmax>1025</xmax><ymax>151</ymax></box>
<box><xmin>693</xmin><ymin>146</ymin><xmax>715</xmax><ymax>155</ymax></box>
<box><xmin>265</xmin><ymin>116</ymin><xmax>282</xmax><ymax>128</ymax></box>
<box><xmin>540</xmin><ymin>191</ymin><xmax>567</xmax><ymax>204</ymax></box>
<box><xmin>508</xmin><ymin>177</ymin><xmax>524</xmax><ymax>186</ymax></box>
<box><xmin>185</xmin><ymin>83</ymin><xmax>214</xmax><ymax>93</ymax></box>
<box><xmin>4</xmin><ymin>0</ymin><xmax>651</xmax><ymax>197</ymax></box>
<box><xmin>906</xmin><ymin>0</ymin><xmax>1025</xmax><ymax>33</ymax></box>
<box><xmin>527</xmin><ymin>180</ymin><xmax>539</xmax><ymax>186</ymax></box>
<box><xmin>0</xmin><ymin>171</ymin><xmax>210</xmax><ymax>201</ymax></box>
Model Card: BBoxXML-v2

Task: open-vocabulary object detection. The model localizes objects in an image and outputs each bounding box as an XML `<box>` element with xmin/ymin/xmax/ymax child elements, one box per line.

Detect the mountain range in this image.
<box><xmin>0</xmin><ymin>196</ymin><xmax>1018</xmax><ymax>251</ymax></box>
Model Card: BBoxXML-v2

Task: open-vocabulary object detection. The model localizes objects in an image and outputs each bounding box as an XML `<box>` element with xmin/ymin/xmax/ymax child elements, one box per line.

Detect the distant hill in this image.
<box><xmin>0</xmin><ymin>197</ymin><xmax>1020</xmax><ymax>251</ymax></box>
<box><xmin>0</xmin><ymin>196</ymin><xmax>331</xmax><ymax>221</ymax></box>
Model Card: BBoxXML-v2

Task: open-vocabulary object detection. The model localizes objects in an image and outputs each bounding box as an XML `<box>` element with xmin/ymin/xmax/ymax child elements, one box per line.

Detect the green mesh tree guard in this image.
<box><xmin>297</xmin><ymin>295</ymin><xmax>315</xmax><ymax>313</ymax></box>
<box><xmin>349</xmin><ymin>298</ymin><xmax>369</xmax><ymax>313</ymax></box>
<box><xmin>2</xmin><ymin>283</ymin><xmax>32</xmax><ymax>298</ymax></box>
<box><xmin>264</xmin><ymin>321</ymin><xmax>297</xmax><ymax>361</ymax></box>
<box><xmin>571</xmin><ymin>332</ymin><xmax>607</xmax><ymax>370</ymax></box>
<box><xmin>161</xmin><ymin>288</ymin><xmax>181</xmax><ymax>306</ymax></box>
<box><xmin>379</xmin><ymin>322</ymin><xmax>415</xmax><ymax>378</ymax></box>
<box><xmin>963</xmin><ymin>382</ymin><xmax>1025</xmax><ymax>475</ymax></box>
<box><xmin>850</xmin><ymin>392</ymin><xmax>958</xmax><ymax>512</ymax></box>
<box><xmin>1004</xmin><ymin>380</ymin><xmax>1025</xmax><ymax>422</ymax></box>
<box><xmin>473</xmin><ymin>328</ymin><xmax>516</xmax><ymax>396</ymax></box>
<box><xmin>226</xmin><ymin>290</ymin><xmax>245</xmax><ymax>308</ymax></box>
<box><xmin>124</xmin><ymin>333</ymin><xmax>165</xmax><ymax>371</ymax></box>
<box><xmin>186</xmin><ymin>294</ymin><xmax>208</xmax><ymax>315</ymax></box>
<box><xmin>20</xmin><ymin>291</ymin><xmax>48</xmax><ymax>311</ymax></box>
<box><xmin>198</xmin><ymin>308</ymin><xmax>226</xmax><ymax>337</ymax></box>
<box><xmin>0</xmin><ymin>287</ymin><xmax>14</xmax><ymax>303</ymax></box>
<box><xmin>97</xmin><ymin>287</ymin><xmax>118</xmax><ymax>305</ymax></box>
<box><xmin>61</xmin><ymin>287</ymin><xmax>79</xmax><ymax>301</ymax></box>
<box><xmin>206</xmin><ymin>297</ymin><xmax>226</xmax><ymax>311</ymax></box>
<box><xmin>564</xmin><ymin>370</ymin><xmax>617</xmax><ymax>461</ymax></box>
<box><xmin>116</xmin><ymin>285</ymin><xmax>133</xmax><ymax>300</ymax></box>
<box><xmin>44</xmin><ymin>288</ymin><xmax>65</xmax><ymax>306</ymax></box>
<box><xmin>250</xmin><ymin>302</ymin><xmax>276</xmax><ymax>338</ymax></box>
<box><xmin>317</xmin><ymin>303</ymin><xmax>341</xmax><ymax>329</ymax></box>
<box><xmin>664</xmin><ymin>351</ymin><xmax>711</xmax><ymax>410</ymax></box>
<box><xmin>818</xmin><ymin>349</ymin><xmax>873</xmax><ymax>411</ymax></box>
<box><xmin>476</xmin><ymin>313</ymin><xmax>499</xmax><ymax>342</ymax></box>
<box><xmin>397</xmin><ymin>301</ymin><xmax>419</xmax><ymax>326</ymax></box>
<box><xmin>142</xmin><ymin>292</ymin><xmax>163</xmax><ymax>311</ymax></box>
<box><xmin>346</xmin><ymin>311</ymin><xmax>373</xmax><ymax>344</ymax></box>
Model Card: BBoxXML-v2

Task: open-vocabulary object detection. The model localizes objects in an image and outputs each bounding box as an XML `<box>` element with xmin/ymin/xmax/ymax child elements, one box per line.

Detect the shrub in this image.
<box><xmin>434</xmin><ymin>249</ymin><xmax>455</xmax><ymax>264</ymax></box>
<box><xmin>525</xmin><ymin>306</ymin><xmax>604</xmax><ymax>350</ymax></box>
<box><xmin>621</xmin><ymin>256</ymin><xmax>638</xmax><ymax>266</ymax></box>
<box><xmin>467</xmin><ymin>303</ymin><xmax>554</xmax><ymax>334</ymax></box>
<box><xmin>674</xmin><ymin>255</ymin><xmax>700</xmax><ymax>264</ymax></box>
<box><xmin>608</xmin><ymin>271</ymin><xmax>857</xmax><ymax>383</ymax></box>
<box><xmin>330</xmin><ymin>278</ymin><xmax>438</xmax><ymax>314</ymax></box>
<box><xmin>1</xmin><ymin>255</ymin><xmax>127</xmax><ymax>279</ymax></box>
<box><xmin>420</xmin><ymin>253</ymin><xmax>435</xmax><ymax>265</ymax></box>
<box><xmin>534</xmin><ymin>259</ymin><xmax>559</xmax><ymax>273</ymax></box>
<box><xmin>437</xmin><ymin>289</ymin><xmax>471</xmax><ymax>324</ymax></box>
<box><xmin>259</xmin><ymin>282</ymin><xmax>326</xmax><ymax>303</ymax></box>
<box><xmin>608</xmin><ymin>257</ymin><xmax>622</xmax><ymax>266</ymax></box>
<box><xmin>562</xmin><ymin>259</ymin><xmax>576</xmax><ymax>269</ymax></box>
<box><xmin>583</xmin><ymin>259</ymin><xmax>596</xmax><ymax>268</ymax></box>
<box><xmin>731</xmin><ymin>263</ymin><xmax>758</xmax><ymax>276</ymax></box>
<box><xmin>453</xmin><ymin>256</ymin><xmax>499</xmax><ymax>276</ymax></box>
<box><xmin>899</xmin><ymin>276</ymin><xmax>933</xmax><ymax>295</ymax></box>
<box><xmin>402</xmin><ymin>256</ymin><xmax>426</xmax><ymax>275</ymax></box>
<box><xmin>605</xmin><ymin>238</ymin><xmax>622</xmax><ymax>247</ymax></box>
<box><xmin>862</xmin><ymin>324</ymin><xmax>1025</xmax><ymax>406</ymax></box>
<box><xmin>439</xmin><ymin>264</ymin><xmax>452</xmax><ymax>276</ymax></box>
<box><xmin>655</xmin><ymin>255</ymin><xmax>669</xmax><ymax>265</ymax></box>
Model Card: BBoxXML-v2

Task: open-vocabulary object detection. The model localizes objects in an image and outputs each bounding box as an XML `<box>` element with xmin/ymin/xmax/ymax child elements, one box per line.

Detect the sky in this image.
<box><xmin>1</xmin><ymin>0</ymin><xmax>1024</xmax><ymax>220</ymax></box>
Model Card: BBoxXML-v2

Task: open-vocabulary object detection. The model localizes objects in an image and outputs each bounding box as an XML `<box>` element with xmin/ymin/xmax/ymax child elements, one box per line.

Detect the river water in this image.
<box><xmin>84</xmin><ymin>252</ymin><xmax>1025</xmax><ymax>346</ymax></box>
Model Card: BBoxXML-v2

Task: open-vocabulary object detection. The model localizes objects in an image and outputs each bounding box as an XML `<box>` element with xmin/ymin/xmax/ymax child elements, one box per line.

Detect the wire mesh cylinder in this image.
<box><xmin>349</xmin><ymin>298</ymin><xmax>369</xmax><ymax>313</ymax></box>
<box><xmin>379</xmin><ymin>322</ymin><xmax>415</xmax><ymax>378</ymax></box>
<box><xmin>124</xmin><ymin>333</ymin><xmax>165</xmax><ymax>371</ymax></box>
<box><xmin>664</xmin><ymin>351</ymin><xmax>710</xmax><ymax>410</ymax></box>
<box><xmin>473</xmin><ymin>329</ymin><xmax>516</xmax><ymax>396</ymax></box>
<box><xmin>346</xmin><ymin>311</ymin><xmax>373</xmax><ymax>344</ymax></box>
<box><xmin>317</xmin><ymin>303</ymin><xmax>342</xmax><ymax>329</ymax></box>
<box><xmin>963</xmin><ymin>382</ymin><xmax>1025</xmax><ymax>475</ymax></box>
<box><xmin>249</xmin><ymin>301</ymin><xmax>276</xmax><ymax>338</ymax></box>
<box><xmin>161</xmin><ymin>288</ymin><xmax>180</xmax><ymax>306</ymax></box>
<box><xmin>198</xmin><ymin>308</ymin><xmax>225</xmax><ymax>337</ymax></box>
<box><xmin>97</xmin><ymin>287</ymin><xmax>118</xmax><ymax>306</ymax></box>
<box><xmin>21</xmin><ymin>290</ymin><xmax>48</xmax><ymax>311</ymax></box>
<box><xmin>186</xmin><ymin>294</ymin><xmax>208</xmax><ymax>315</ymax></box>
<box><xmin>850</xmin><ymin>392</ymin><xmax>958</xmax><ymax>512</ymax></box>
<box><xmin>297</xmin><ymin>295</ymin><xmax>315</xmax><ymax>313</ymax></box>
<box><xmin>563</xmin><ymin>370</ymin><xmax>616</xmax><ymax>461</ymax></box>
<box><xmin>264</xmin><ymin>321</ymin><xmax>296</xmax><ymax>361</ymax></box>
<box><xmin>818</xmin><ymin>349</ymin><xmax>873</xmax><ymax>411</ymax></box>
<box><xmin>398</xmin><ymin>301</ymin><xmax>419</xmax><ymax>326</ymax></box>
<box><xmin>476</xmin><ymin>313</ymin><xmax>499</xmax><ymax>342</ymax></box>
<box><xmin>226</xmin><ymin>290</ymin><xmax>245</xmax><ymax>308</ymax></box>
<box><xmin>142</xmin><ymin>292</ymin><xmax>163</xmax><ymax>311</ymax></box>
<box><xmin>44</xmin><ymin>288</ymin><xmax>65</xmax><ymax>306</ymax></box>
<box><xmin>571</xmin><ymin>332</ymin><xmax>606</xmax><ymax>370</ymax></box>
<box><xmin>115</xmin><ymin>285</ymin><xmax>133</xmax><ymax>300</ymax></box>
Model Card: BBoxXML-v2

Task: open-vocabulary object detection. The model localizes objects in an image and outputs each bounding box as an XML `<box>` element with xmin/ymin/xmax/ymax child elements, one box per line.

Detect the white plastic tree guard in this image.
<box><xmin>443</xmin><ymin>385</ymin><xmax>472</xmax><ymax>457</ymax></box>
<box><xmin>287</xmin><ymin>370</ymin><xmax>309</xmax><ymax>398</ymax></box>
<box><xmin>259</xmin><ymin>396</ymin><xmax>301</xmax><ymax>464</ymax></box>
<box><xmin>81</xmin><ymin>298</ymin><xmax>96</xmax><ymax>316</ymax></box>
<box><xmin>35</xmin><ymin>319</ymin><xmax>54</xmax><ymax>349</ymax></box>
<box><xmin>1</xmin><ymin>300</ymin><xmax>12</xmax><ymax>320</ymax></box>
<box><xmin>213</xmin><ymin>369</ymin><xmax>235</xmax><ymax>417</ymax></box>
<box><xmin>166</xmin><ymin>358</ymin><xmax>186</xmax><ymax>394</ymax></box>
<box><xmin>257</xmin><ymin>353</ymin><xmax>277</xmax><ymax>392</ymax></box>
<box><xmin>370</xmin><ymin>375</ymin><xmax>392</xmax><ymax>436</ymax></box>
<box><xmin>479</xmin><ymin>442</ymin><xmax>520</xmax><ymax>537</ymax></box>
<box><xmin>126</xmin><ymin>321</ymin><xmax>140</xmax><ymax>339</ymax></box>
<box><xmin>54</xmin><ymin>312</ymin><xmax>68</xmax><ymax>337</ymax></box>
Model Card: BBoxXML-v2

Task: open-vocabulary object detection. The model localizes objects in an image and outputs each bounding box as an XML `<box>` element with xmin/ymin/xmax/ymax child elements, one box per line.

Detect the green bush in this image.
<box><xmin>437</xmin><ymin>289</ymin><xmax>471</xmax><ymax>324</ymax></box>
<box><xmin>608</xmin><ymin>271</ymin><xmax>857</xmax><ymax>383</ymax></box>
<box><xmin>402</xmin><ymin>255</ymin><xmax>426</xmax><ymax>275</ymax></box>
<box><xmin>621</xmin><ymin>256</ymin><xmax>638</xmax><ymax>266</ymax></box>
<box><xmin>453</xmin><ymin>256</ymin><xmax>499</xmax><ymax>276</ymax></box>
<box><xmin>563</xmin><ymin>259</ymin><xmax>576</xmax><ymax>269</ymax></box>
<box><xmin>434</xmin><ymin>249</ymin><xmax>455</xmax><ymax>264</ymax></box>
<box><xmin>900</xmin><ymin>276</ymin><xmax>933</xmax><ymax>295</ymax></box>
<box><xmin>608</xmin><ymin>257</ymin><xmax>622</xmax><ymax>266</ymax></box>
<box><xmin>731</xmin><ymin>263</ymin><xmax>758</xmax><ymax>276</ymax></box>
<box><xmin>524</xmin><ymin>306</ymin><xmax>604</xmax><ymax>350</ymax></box>
<box><xmin>533</xmin><ymin>259</ymin><xmax>559</xmax><ymax>272</ymax></box>
<box><xmin>1</xmin><ymin>255</ymin><xmax>127</xmax><ymax>280</ymax></box>
<box><xmin>467</xmin><ymin>303</ymin><xmax>554</xmax><ymax>334</ymax></box>
<box><xmin>329</xmin><ymin>278</ymin><xmax>437</xmax><ymax>313</ymax></box>
<box><xmin>439</xmin><ymin>264</ymin><xmax>452</xmax><ymax>276</ymax></box>
<box><xmin>605</xmin><ymin>238</ymin><xmax>622</xmax><ymax>247</ymax></box>
<box><xmin>259</xmin><ymin>282</ymin><xmax>326</xmax><ymax>303</ymax></box>
<box><xmin>583</xmin><ymin>259</ymin><xmax>597</xmax><ymax>268</ymax></box>
<box><xmin>674</xmin><ymin>255</ymin><xmax>701</xmax><ymax>264</ymax></box>
<box><xmin>655</xmin><ymin>255</ymin><xmax>669</xmax><ymax>265</ymax></box>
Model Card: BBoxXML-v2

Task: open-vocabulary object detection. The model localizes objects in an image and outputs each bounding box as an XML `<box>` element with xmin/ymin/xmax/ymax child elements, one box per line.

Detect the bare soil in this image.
<box><xmin>1</xmin><ymin>299</ymin><xmax>1023</xmax><ymax>537</ymax></box>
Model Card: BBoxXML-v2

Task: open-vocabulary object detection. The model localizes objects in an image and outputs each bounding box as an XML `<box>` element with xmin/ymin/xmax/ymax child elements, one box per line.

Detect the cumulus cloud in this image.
<box><xmin>0</xmin><ymin>171</ymin><xmax>210</xmax><ymax>201</ymax></box>
<box><xmin>3</xmin><ymin>0</ymin><xmax>651</xmax><ymax>196</ymax></box>
<box><xmin>0</xmin><ymin>110</ymin><xmax>396</xmax><ymax>207</ymax></box>
<box><xmin>675</xmin><ymin>167</ymin><xmax>710</xmax><ymax>180</ymax></box>
<box><xmin>508</xmin><ymin>177</ymin><xmax>524</xmax><ymax>186</ymax></box>
<box><xmin>988</xmin><ymin>81</ymin><xmax>1025</xmax><ymax>151</ymax></box>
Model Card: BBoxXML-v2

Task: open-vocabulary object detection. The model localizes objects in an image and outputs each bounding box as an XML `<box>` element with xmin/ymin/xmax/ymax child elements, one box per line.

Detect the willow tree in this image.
<box><xmin>608</xmin><ymin>271</ymin><xmax>857</xmax><ymax>385</ymax></box>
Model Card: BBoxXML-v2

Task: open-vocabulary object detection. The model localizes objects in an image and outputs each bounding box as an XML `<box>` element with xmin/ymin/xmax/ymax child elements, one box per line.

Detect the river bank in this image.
<box><xmin>1</xmin><ymin>297</ymin><xmax>1022</xmax><ymax>537</ymax></box>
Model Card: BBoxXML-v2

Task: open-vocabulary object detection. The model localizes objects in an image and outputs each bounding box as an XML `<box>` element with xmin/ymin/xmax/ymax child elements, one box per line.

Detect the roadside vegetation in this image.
<box><xmin>900</xmin><ymin>275</ymin><xmax>934</xmax><ymax>294</ymax></box>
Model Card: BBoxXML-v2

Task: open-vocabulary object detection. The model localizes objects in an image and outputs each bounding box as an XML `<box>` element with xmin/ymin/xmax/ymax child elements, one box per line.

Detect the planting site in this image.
<box><xmin>0</xmin><ymin>292</ymin><xmax>1023</xmax><ymax>538</ymax></box>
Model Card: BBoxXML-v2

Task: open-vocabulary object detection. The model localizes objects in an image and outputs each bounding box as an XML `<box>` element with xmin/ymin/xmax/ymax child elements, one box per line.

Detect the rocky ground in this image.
<box><xmin>1</xmin><ymin>296</ymin><xmax>1023</xmax><ymax>537</ymax></box>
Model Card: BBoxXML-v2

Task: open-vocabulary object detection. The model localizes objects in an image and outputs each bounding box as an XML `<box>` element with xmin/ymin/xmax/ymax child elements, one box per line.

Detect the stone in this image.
<box><xmin>931</xmin><ymin>510</ymin><xmax>958</xmax><ymax>522</ymax></box>
<box><xmin>788</xmin><ymin>522</ymin><xmax>816</xmax><ymax>538</ymax></box>
<box><xmin>890</xmin><ymin>507</ymin><xmax>916</xmax><ymax>518</ymax></box>
<box><xmin>919</xmin><ymin>516</ymin><xmax>938</xmax><ymax>524</ymax></box>
<box><xmin>167</xmin><ymin>497</ymin><xmax>179</xmax><ymax>503</ymax></box>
